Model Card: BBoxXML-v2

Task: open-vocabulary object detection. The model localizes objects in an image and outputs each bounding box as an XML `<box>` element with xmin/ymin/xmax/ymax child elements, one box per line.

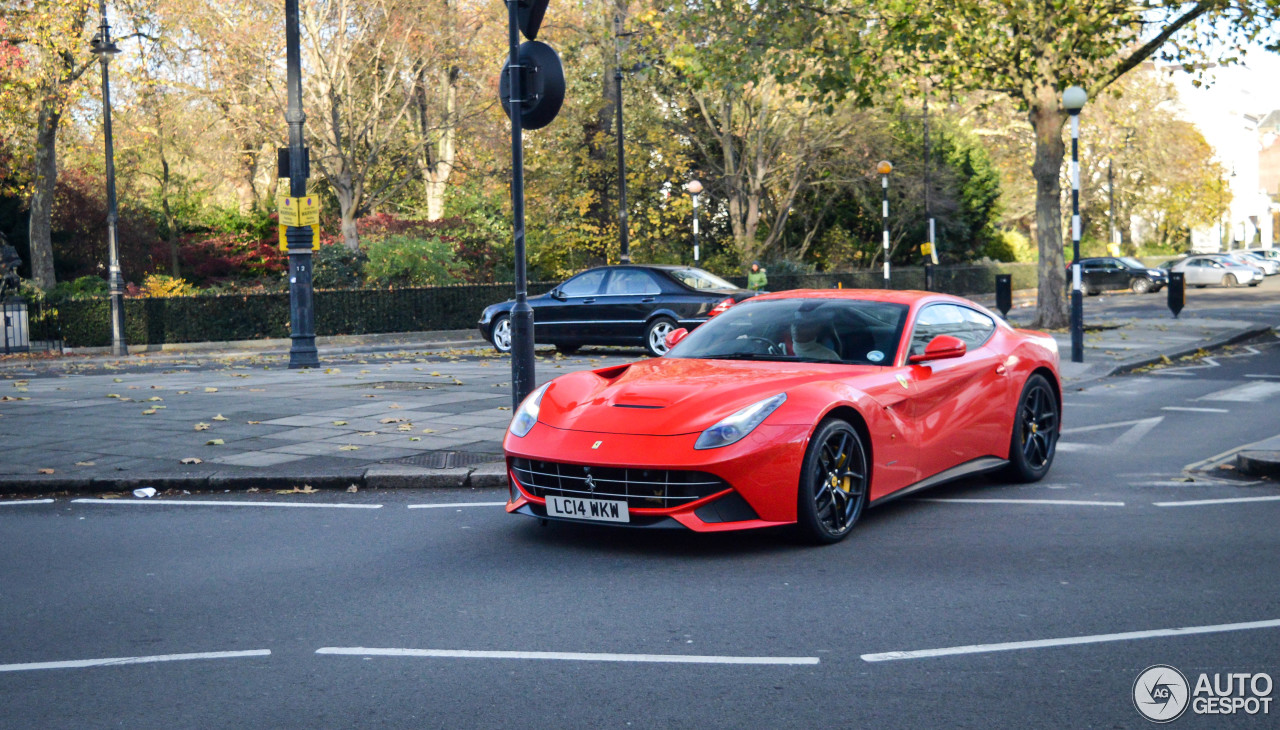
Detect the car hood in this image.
<box><xmin>537</xmin><ymin>357</ymin><xmax>879</xmax><ymax>435</ymax></box>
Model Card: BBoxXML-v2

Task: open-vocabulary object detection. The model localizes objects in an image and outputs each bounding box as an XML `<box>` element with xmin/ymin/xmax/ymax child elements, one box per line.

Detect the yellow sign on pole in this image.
<box><xmin>921</xmin><ymin>243</ymin><xmax>934</xmax><ymax>256</ymax></box>
<box><xmin>278</xmin><ymin>224</ymin><xmax>320</xmax><ymax>251</ymax></box>
<box><xmin>276</xmin><ymin>195</ymin><xmax>319</xmax><ymax>227</ymax></box>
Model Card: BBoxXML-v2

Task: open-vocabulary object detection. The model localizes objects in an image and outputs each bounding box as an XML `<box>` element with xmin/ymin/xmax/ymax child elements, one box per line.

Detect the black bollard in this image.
<box><xmin>1167</xmin><ymin>271</ymin><xmax>1184</xmax><ymax>318</ymax></box>
<box><xmin>995</xmin><ymin>274</ymin><xmax>1012</xmax><ymax>319</ymax></box>
<box><xmin>925</xmin><ymin>263</ymin><xmax>935</xmax><ymax>292</ymax></box>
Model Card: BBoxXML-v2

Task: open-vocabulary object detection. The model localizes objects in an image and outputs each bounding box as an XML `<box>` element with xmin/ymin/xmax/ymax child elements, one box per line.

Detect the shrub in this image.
<box><xmin>178</xmin><ymin>230</ymin><xmax>286</xmax><ymax>285</ymax></box>
<box><xmin>140</xmin><ymin>274</ymin><xmax>198</xmax><ymax>298</ymax></box>
<box><xmin>46</xmin><ymin>275</ymin><xmax>108</xmax><ymax>302</ymax></box>
<box><xmin>313</xmin><ymin>243</ymin><xmax>367</xmax><ymax>290</ymax></box>
<box><xmin>984</xmin><ymin>230</ymin><xmax>1035</xmax><ymax>263</ymax></box>
<box><xmin>363</xmin><ymin>235</ymin><xmax>466</xmax><ymax>288</ymax></box>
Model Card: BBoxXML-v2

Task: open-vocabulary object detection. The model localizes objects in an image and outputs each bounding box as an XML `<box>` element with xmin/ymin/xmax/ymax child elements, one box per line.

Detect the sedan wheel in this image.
<box><xmin>1221</xmin><ymin>274</ymin><xmax>1238</xmax><ymax>287</ymax></box>
<box><xmin>796</xmin><ymin>419</ymin><xmax>868</xmax><ymax>544</ymax></box>
<box><xmin>644</xmin><ymin>317</ymin><xmax>677</xmax><ymax>356</ymax></box>
<box><xmin>1131</xmin><ymin>277</ymin><xmax>1152</xmax><ymax>294</ymax></box>
<box><xmin>491</xmin><ymin>315</ymin><xmax>512</xmax><ymax>353</ymax></box>
<box><xmin>1003</xmin><ymin>374</ymin><xmax>1058</xmax><ymax>483</ymax></box>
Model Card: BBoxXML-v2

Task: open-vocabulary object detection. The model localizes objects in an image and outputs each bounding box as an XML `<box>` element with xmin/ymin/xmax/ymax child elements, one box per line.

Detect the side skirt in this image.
<box><xmin>869</xmin><ymin>457</ymin><xmax>1008</xmax><ymax>508</ymax></box>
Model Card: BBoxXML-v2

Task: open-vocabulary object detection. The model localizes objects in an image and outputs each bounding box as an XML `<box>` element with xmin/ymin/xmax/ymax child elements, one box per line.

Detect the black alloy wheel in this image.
<box><xmin>1131</xmin><ymin>277</ymin><xmax>1152</xmax><ymax>294</ymax></box>
<box><xmin>1003</xmin><ymin>374</ymin><xmax>1058</xmax><ymax>483</ymax></box>
<box><xmin>796</xmin><ymin>419</ymin><xmax>868</xmax><ymax>544</ymax></box>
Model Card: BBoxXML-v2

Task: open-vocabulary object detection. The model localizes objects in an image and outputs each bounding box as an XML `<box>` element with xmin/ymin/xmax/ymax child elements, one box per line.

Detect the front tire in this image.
<box><xmin>1131</xmin><ymin>277</ymin><xmax>1153</xmax><ymax>294</ymax></box>
<box><xmin>490</xmin><ymin>315</ymin><xmax>512</xmax><ymax>353</ymax></box>
<box><xmin>1221</xmin><ymin>274</ymin><xmax>1238</xmax><ymax>287</ymax></box>
<box><xmin>796</xmin><ymin>419</ymin><xmax>868</xmax><ymax>545</ymax></box>
<box><xmin>644</xmin><ymin>317</ymin><xmax>677</xmax><ymax>356</ymax></box>
<box><xmin>1003</xmin><ymin>374</ymin><xmax>1059</xmax><ymax>483</ymax></box>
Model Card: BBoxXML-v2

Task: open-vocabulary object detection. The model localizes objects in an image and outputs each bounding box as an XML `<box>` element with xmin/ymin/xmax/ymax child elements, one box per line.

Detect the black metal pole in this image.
<box><xmin>614</xmin><ymin>16</ymin><xmax>629</xmax><ymax>264</ymax></box>
<box><xmin>93</xmin><ymin>1</ymin><xmax>126</xmax><ymax>356</ymax></box>
<box><xmin>284</xmin><ymin>0</ymin><xmax>318</xmax><ymax>368</ymax></box>
<box><xmin>1069</xmin><ymin>111</ymin><xmax>1084</xmax><ymax>363</ymax></box>
<box><xmin>508</xmin><ymin>0</ymin><xmax>535</xmax><ymax>407</ymax></box>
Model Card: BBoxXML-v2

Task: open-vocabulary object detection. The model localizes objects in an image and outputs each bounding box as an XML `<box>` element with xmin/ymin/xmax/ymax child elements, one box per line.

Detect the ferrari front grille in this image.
<box><xmin>510</xmin><ymin>458</ymin><xmax>727</xmax><ymax>509</ymax></box>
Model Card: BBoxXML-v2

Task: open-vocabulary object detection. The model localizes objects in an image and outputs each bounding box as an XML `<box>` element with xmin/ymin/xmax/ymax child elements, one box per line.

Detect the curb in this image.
<box><xmin>1069</xmin><ymin>322</ymin><xmax>1274</xmax><ymax>387</ymax></box>
<box><xmin>0</xmin><ymin>461</ymin><xmax>509</xmax><ymax>498</ymax></box>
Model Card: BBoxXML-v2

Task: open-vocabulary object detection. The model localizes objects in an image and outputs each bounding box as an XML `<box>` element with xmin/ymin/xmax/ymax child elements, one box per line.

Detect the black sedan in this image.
<box><xmin>1070</xmin><ymin>256</ymin><xmax>1168</xmax><ymax>295</ymax></box>
<box><xmin>478</xmin><ymin>265</ymin><xmax>758</xmax><ymax>356</ymax></box>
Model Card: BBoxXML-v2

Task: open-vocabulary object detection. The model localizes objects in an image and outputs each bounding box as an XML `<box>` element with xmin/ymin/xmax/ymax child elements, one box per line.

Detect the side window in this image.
<box><xmin>560</xmin><ymin>269</ymin><xmax>606</xmax><ymax>297</ymax></box>
<box><xmin>604</xmin><ymin>269</ymin><xmax>660</xmax><ymax>295</ymax></box>
<box><xmin>909</xmin><ymin>304</ymin><xmax>996</xmax><ymax>355</ymax></box>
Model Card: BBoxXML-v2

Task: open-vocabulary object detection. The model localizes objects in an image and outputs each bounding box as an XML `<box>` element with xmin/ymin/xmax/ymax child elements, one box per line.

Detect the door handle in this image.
<box><xmin>641</xmin><ymin>297</ymin><xmax>655</xmax><ymax>303</ymax></box>
<box><xmin>582</xmin><ymin>298</ymin><xmax>595</xmax><ymax>304</ymax></box>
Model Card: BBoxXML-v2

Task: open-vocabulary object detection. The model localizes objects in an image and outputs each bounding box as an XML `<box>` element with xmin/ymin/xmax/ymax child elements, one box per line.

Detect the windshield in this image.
<box><xmin>1119</xmin><ymin>257</ymin><xmax>1145</xmax><ymax>269</ymax></box>
<box><xmin>668</xmin><ymin>268</ymin><xmax>739</xmax><ymax>291</ymax></box>
<box><xmin>669</xmin><ymin>298</ymin><xmax>909</xmax><ymax>365</ymax></box>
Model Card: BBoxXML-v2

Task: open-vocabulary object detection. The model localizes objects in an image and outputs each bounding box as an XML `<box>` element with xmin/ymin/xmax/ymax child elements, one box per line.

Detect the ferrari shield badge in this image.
<box><xmin>896</xmin><ymin>374</ymin><xmax>909</xmax><ymax>389</ymax></box>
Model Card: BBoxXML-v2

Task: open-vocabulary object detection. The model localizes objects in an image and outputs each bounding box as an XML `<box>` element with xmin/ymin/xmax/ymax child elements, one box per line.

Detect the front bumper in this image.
<box><xmin>503</xmin><ymin>421</ymin><xmax>811</xmax><ymax>532</ymax></box>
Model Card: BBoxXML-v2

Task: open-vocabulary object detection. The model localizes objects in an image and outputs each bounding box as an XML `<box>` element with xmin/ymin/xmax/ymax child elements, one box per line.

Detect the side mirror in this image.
<box><xmin>908</xmin><ymin>335</ymin><xmax>967</xmax><ymax>364</ymax></box>
<box><xmin>550</xmin><ymin>289</ymin><xmax>566</xmax><ymax>300</ymax></box>
<box><xmin>664</xmin><ymin>327</ymin><xmax>689</xmax><ymax>350</ymax></box>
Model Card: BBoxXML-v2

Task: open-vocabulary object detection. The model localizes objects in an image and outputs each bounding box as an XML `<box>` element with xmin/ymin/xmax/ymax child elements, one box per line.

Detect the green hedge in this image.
<box><xmin>57</xmin><ymin>266</ymin><xmax>1036</xmax><ymax>348</ymax></box>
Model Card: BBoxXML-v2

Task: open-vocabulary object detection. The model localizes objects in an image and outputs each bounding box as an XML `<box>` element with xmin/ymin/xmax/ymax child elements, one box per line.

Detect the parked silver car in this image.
<box><xmin>1166</xmin><ymin>255</ymin><xmax>1262</xmax><ymax>288</ymax></box>
<box><xmin>1236</xmin><ymin>251</ymin><xmax>1280</xmax><ymax>275</ymax></box>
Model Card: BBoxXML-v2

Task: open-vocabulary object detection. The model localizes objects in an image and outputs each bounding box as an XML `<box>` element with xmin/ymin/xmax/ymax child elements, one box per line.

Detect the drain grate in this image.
<box><xmin>339</xmin><ymin>381</ymin><xmax>448</xmax><ymax>390</ymax></box>
<box><xmin>384</xmin><ymin>451</ymin><xmax>502</xmax><ymax>469</ymax></box>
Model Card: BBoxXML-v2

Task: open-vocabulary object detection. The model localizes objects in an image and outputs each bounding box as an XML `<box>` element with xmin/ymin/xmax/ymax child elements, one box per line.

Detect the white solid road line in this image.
<box><xmin>406</xmin><ymin>501</ymin><xmax>506</xmax><ymax>510</ymax></box>
<box><xmin>1154</xmin><ymin>495</ymin><xmax>1280</xmax><ymax>507</ymax></box>
<box><xmin>0</xmin><ymin>499</ymin><xmax>55</xmax><ymax>507</ymax></box>
<box><xmin>1161</xmin><ymin>406</ymin><xmax>1231</xmax><ymax>413</ymax></box>
<box><xmin>1244</xmin><ymin>374</ymin><xmax>1280</xmax><ymax>379</ymax></box>
<box><xmin>0</xmin><ymin>649</ymin><xmax>271</xmax><ymax>673</ymax></box>
<box><xmin>860</xmin><ymin>618</ymin><xmax>1280</xmax><ymax>662</ymax></box>
<box><xmin>916</xmin><ymin>498</ymin><xmax>1125</xmax><ymax>507</ymax></box>
<box><xmin>70</xmin><ymin>499</ymin><xmax>382</xmax><ymax>509</ymax></box>
<box><xmin>316</xmin><ymin>647</ymin><xmax>820</xmax><ymax>666</ymax></box>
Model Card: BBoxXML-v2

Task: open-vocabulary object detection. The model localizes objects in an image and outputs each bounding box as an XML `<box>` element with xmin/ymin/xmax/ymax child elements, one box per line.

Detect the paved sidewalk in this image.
<box><xmin>0</xmin><ymin>298</ymin><xmax>1272</xmax><ymax>496</ymax></box>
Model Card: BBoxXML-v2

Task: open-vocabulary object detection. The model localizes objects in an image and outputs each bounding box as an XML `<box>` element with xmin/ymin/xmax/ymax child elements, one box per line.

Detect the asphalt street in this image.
<box><xmin>3</xmin><ymin>324</ymin><xmax>1280</xmax><ymax>727</ymax></box>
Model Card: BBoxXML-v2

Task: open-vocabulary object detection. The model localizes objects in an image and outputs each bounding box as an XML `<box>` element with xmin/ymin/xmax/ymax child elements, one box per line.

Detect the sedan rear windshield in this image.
<box><xmin>669</xmin><ymin>298</ymin><xmax>909</xmax><ymax>365</ymax></box>
<box><xmin>668</xmin><ymin>268</ymin><xmax>739</xmax><ymax>291</ymax></box>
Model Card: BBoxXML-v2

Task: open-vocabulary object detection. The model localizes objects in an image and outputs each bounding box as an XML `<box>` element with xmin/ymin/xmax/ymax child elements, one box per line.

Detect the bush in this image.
<box><xmin>313</xmin><ymin>243</ymin><xmax>367</xmax><ymax>290</ymax></box>
<box><xmin>363</xmin><ymin>235</ymin><xmax>466</xmax><ymax>288</ymax></box>
<box><xmin>983</xmin><ymin>230</ymin><xmax>1035</xmax><ymax>263</ymax></box>
<box><xmin>46</xmin><ymin>275</ymin><xmax>108</xmax><ymax>302</ymax></box>
<box><xmin>178</xmin><ymin>230</ymin><xmax>286</xmax><ymax>285</ymax></box>
<box><xmin>140</xmin><ymin>274</ymin><xmax>198</xmax><ymax>298</ymax></box>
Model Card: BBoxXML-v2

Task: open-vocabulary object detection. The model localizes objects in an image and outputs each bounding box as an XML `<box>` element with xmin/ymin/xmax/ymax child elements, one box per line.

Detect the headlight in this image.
<box><xmin>1148</xmin><ymin>269</ymin><xmax>1162</xmax><ymax>276</ymax></box>
<box><xmin>509</xmin><ymin>383</ymin><xmax>549</xmax><ymax>438</ymax></box>
<box><xmin>694</xmin><ymin>393</ymin><xmax>787</xmax><ymax>450</ymax></box>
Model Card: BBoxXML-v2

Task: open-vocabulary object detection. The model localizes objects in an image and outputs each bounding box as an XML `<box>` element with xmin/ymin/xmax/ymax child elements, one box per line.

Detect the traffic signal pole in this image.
<box><xmin>507</xmin><ymin>0</ymin><xmax>535</xmax><ymax>408</ymax></box>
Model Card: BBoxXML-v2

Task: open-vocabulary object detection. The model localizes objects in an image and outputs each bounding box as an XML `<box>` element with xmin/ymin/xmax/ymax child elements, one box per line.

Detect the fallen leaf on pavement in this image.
<box><xmin>339</xmin><ymin>445</ymin><xmax>359</xmax><ymax>451</ymax></box>
<box><xmin>346</xmin><ymin>485</ymin><xmax>359</xmax><ymax>493</ymax></box>
<box><xmin>497</xmin><ymin>406</ymin><xmax>511</xmax><ymax>411</ymax></box>
<box><xmin>397</xmin><ymin>424</ymin><xmax>412</xmax><ymax>432</ymax></box>
<box><xmin>205</xmin><ymin>439</ymin><xmax>225</xmax><ymax>446</ymax></box>
<box><xmin>106</xmin><ymin>393</ymin><xmax>121</xmax><ymax>399</ymax></box>
<box><xmin>430</xmin><ymin>371</ymin><xmax>442</xmax><ymax>377</ymax></box>
<box><xmin>147</xmin><ymin>396</ymin><xmax>163</xmax><ymax>402</ymax></box>
<box><xmin>359</xmin><ymin>431</ymin><xmax>379</xmax><ymax>437</ymax></box>
<box><xmin>204</xmin><ymin>387</ymin><xmax>218</xmax><ymax>393</ymax></box>
<box><xmin>180</xmin><ymin>457</ymin><xmax>203</xmax><ymax>465</ymax></box>
<box><xmin>194</xmin><ymin>423</ymin><xmax>210</xmax><ymax>431</ymax></box>
<box><xmin>212</xmin><ymin>414</ymin><xmax>228</xmax><ymax>421</ymax></box>
<box><xmin>113</xmin><ymin>378</ymin><xmax>123</xmax><ymax>383</ymax></box>
<box><xmin>38</xmin><ymin>468</ymin><xmax>55</xmax><ymax>474</ymax></box>
<box><xmin>409</xmin><ymin>437</ymin><xmax>421</xmax><ymax>441</ymax></box>
<box><xmin>247</xmin><ymin>420</ymin><xmax>261</xmax><ymax>424</ymax></box>
<box><xmin>75</xmin><ymin>461</ymin><xmax>95</xmax><ymax>466</ymax></box>
<box><xmin>331</xmin><ymin>420</ymin><xmax>348</xmax><ymax>426</ymax></box>
<box><xmin>177</xmin><ymin>390</ymin><xmax>190</xmax><ymax>395</ymax></box>
<box><xmin>277</xmin><ymin>485</ymin><xmax>318</xmax><ymax>494</ymax></box>
<box><xmin>421</xmin><ymin>428</ymin><xmax>436</xmax><ymax>434</ymax></box>
<box><xmin>379</xmin><ymin>417</ymin><xmax>406</xmax><ymax>424</ymax></box>
<box><xmin>141</xmin><ymin>409</ymin><xmax>157</xmax><ymax>415</ymax></box>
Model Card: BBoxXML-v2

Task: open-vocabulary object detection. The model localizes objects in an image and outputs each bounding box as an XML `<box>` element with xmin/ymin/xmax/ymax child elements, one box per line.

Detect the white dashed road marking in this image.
<box><xmin>917</xmin><ymin>498</ymin><xmax>1125</xmax><ymax>507</ymax></box>
<box><xmin>316</xmin><ymin>647</ymin><xmax>819</xmax><ymax>666</ymax></box>
<box><xmin>1161</xmin><ymin>406</ymin><xmax>1231</xmax><ymax>413</ymax></box>
<box><xmin>861</xmin><ymin>618</ymin><xmax>1280</xmax><ymax>662</ymax></box>
<box><xmin>0</xmin><ymin>650</ymin><xmax>271</xmax><ymax>673</ymax></box>
<box><xmin>1198</xmin><ymin>382</ymin><xmax>1280</xmax><ymax>402</ymax></box>
<box><xmin>406</xmin><ymin>502</ymin><xmax>506</xmax><ymax>509</ymax></box>
<box><xmin>0</xmin><ymin>499</ymin><xmax>54</xmax><ymax>507</ymax></box>
<box><xmin>1154</xmin><ymin>496</ymin><xmax>1280</xmax><ymax>507</ymax></box>
<box><xmin>70</xmin><ymin>499</ymin><xmax>382</xmax><ymax>509</ymax></box>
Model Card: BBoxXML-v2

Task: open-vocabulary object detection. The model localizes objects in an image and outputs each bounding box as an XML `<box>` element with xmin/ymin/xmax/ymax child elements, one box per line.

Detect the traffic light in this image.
<box><xmin>499</xmin><ymin>0</ymin><xmax>564</xmax><ymax>131</ymax></box>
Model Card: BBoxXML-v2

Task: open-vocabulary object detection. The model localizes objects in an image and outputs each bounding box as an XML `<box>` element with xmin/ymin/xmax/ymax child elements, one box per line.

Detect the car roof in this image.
<box><xmin>748</xmin><ymin>288</ymin><xmax>971</xmax><ymax>307</ymax></box>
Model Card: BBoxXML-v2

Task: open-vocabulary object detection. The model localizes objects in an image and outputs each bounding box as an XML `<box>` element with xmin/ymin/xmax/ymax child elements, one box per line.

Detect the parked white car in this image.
<box><xmin>1235</xmin><ymin>251</ymin><xmax>1280</xmax><ymax>276</ymax></box>
<box><xmin>1166</xmin><ymin>255</ymin><xmax>1262</xmax><ymax>288</ymax></box>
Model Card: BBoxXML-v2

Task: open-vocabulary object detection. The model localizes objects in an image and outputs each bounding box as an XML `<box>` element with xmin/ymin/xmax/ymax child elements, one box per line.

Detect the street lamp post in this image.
<box><xmin>614</xmin><ymin>16</ymin><xmax>631</xmax><ymax>264</ymax></box>
<box><xmin>283</xmin><ymin>0</ymin><xmax>318</xmax><ymax>368</ymax></box>
<box><xmin>877</xmin><ymin>160</ymin><xmax>893</xmax><ymax>287</ymax></box>
<box><xmin>90</xmin><ymin>0</ymin><xmax>125</xmax><ymax>357</ymax></box>
<box><xmin>1063</xmin><ymin>85</ymin><xmax>1087</xmax><ymax>364</ymax></box>
<box><xmin>685</xmin><ymin>179</ymin><xmax>702</xmax><ymax>263</ymax></box>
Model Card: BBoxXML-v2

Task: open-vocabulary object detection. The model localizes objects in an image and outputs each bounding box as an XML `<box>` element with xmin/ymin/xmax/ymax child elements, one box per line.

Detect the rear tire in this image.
<box><xmin>795</xmin><ymin>419</ymin><xmax>868</xmax><ymax>545</ymax></box>
<box><xmin>1002</xmin><ymin>374</ymin><xmax>1059</xmax><ymax>483</ymax></box>
<box><xmin>644</xmin><ymin>317</ymin><xmax>677</xmax><ymax>356</ymax></box>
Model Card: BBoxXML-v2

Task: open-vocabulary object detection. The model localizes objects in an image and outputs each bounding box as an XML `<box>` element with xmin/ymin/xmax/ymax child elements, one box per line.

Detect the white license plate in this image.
<box><xmin>546</xmin><ymin>495</ymin><xmax>630</xmax><ymax>523</ymax></box>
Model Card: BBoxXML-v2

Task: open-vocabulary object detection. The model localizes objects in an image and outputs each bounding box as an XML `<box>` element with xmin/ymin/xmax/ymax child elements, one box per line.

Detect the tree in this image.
<box><xmin>3</xmin><ymin>0</ymin><xmax>95</xmax><ymax>289</ymax></box>
<box><xmin>889</xmin><ymin>0</ymin><xmax>1280</xmax><ymax>327</ymax></box>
